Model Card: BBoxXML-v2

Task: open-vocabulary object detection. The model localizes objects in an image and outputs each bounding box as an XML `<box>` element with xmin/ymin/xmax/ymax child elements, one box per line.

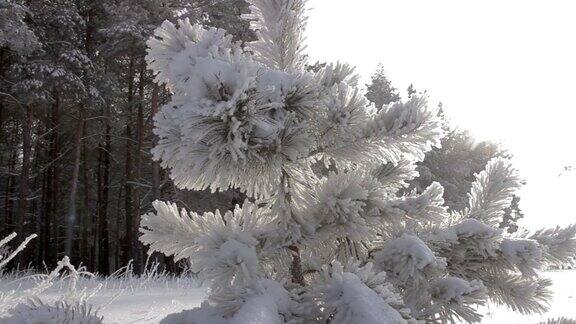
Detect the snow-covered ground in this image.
<box><xmin>1</xmin><ymin>269</ymin><xmax>574</xmax><ymax>323</ymax></box>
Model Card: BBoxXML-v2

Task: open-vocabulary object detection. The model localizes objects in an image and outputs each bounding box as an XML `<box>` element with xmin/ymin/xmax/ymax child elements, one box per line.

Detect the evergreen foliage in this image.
<box><xmin>140</xmin><ymin>0</ymin><xmax>576</xmax><ymax>322</ymax></box>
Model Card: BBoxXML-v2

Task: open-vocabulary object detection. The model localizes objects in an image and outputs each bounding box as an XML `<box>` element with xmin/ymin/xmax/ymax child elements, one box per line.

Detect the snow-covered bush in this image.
<box><xmin>1</xmin><ymin>299</ymin><xmax>103</xmax><ymax>324</ymax></box>
<box><xmin>0</xmin><ymin>233</ymin><xmax>103</xmax><ymax>320</ymax></box>
<box><xmin>140</xmin><ymin>0</ymin><xmax>576</xmax><ymax>322</ymax></box>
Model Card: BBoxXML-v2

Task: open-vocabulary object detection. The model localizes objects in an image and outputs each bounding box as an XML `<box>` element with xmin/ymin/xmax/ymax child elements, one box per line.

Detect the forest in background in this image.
<box><xmin>0</xmin><ymin>0</ymin><xmax>521</xmax><ymax>275</ymax></box>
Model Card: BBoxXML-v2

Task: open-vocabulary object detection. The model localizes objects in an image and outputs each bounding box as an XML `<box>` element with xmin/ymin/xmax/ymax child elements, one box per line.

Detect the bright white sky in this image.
<box><xmin>306</xmin><ymin>0</ymin><xmax>576</xmax><ymax>230</ymax></box>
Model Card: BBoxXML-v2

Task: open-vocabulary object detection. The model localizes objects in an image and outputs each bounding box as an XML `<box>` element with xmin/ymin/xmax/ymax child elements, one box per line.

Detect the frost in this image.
<box><xmin>309</xmin><ymin>171</ymin><xmax>387</xmax><ymax>241</ymax></box>
<box><xmin>140</xmin><ymin>0</ymin><xmax>574</xmax><ymax>322</ymax></box>
<box><xmin>453</xmin><ymin>218</ymin><xmax>501</xmax><ymax>238</ymax></box>
<box><xmin>431</xmin><ymin>277</ymin><xmax>485</xmax><ymax>303</ymax></box>
<box><xmin>161</xmin><ymin>279</ymin><xmax>300</xmax><ymax>324</ymax></box>
<box><xmin>1</xmin><ymin>300</ymin><xmax>103</xmax><ymax>324</ymax></box>
<box><xmin>501</xmin><ymin>239</ymin><xmax>543</xmax><ymax>275</ymax></box>
<box><xmin>374</xmin><ymin>234</ymin><xmax>445</xmax><ymax>285</ymax></box>
<box><xmin>310</xmin><ymin>261</ymin><xmax>408</xmax><ymax>324</ymax></box>
<box><xmin>140</xmin><ymin>200</ymin><xmax>269</xmax><ymax>288</ymax></box>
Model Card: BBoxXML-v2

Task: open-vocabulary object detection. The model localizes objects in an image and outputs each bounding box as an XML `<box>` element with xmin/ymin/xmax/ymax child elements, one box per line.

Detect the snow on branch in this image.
<box><xmin>146</xmin><ymin>19</ymin><xmax>240</xmax><ymax>97</ymax></box>
<box><xmin>372</xmin><ymin>160</ymin><xmax>419</xmax><ymax>192</ymax></box>
<box><xmin>140</xmin><ymin>200</ymin><xmax>271</xmax><ymax>287</ymax></box>
<box><xmin>382</xmin><ymin>182</ymin><xmax>449</xmax><ymax>224</ymax></box>
<box><xmin>484</xmin><ymin>273</ymin><xmax>552</xmax><ymax>315</ymax></box>
<box><xmin>373</xmin><ymin>234</ymin><xmax>446</xmax><ymax>286</ymax></box>
<box><xmin>528</xmin><ymin>224</ymin><xmax>576</xmax><ymax>267</ymax></box>
<box><xmin>428</xmin><ymin>276</ymin><xmax>486</xmax><ymax>323</ymax></box>
<box><xmin>316</xmin><ymin>82</ymin><xmax>370</xmax><ymax>153</ymax></box>
<box><xmin>315</xmin><ymin>62</ymin><xmax>360</xmax><ymax>89</ymax></box>
<box><xmin>500</xmin><ymin>238</ymin><xmax>543</xmax><ymax>276</ymax></box>
<box><xmin>146</xmin><ymin>18</ymin><xmax>318</xmax><ymax>198</ymax></box>
<box><xmin>320</xmin><ymin>96</ymin><xmax>444</xmax><ymax>166</ymax></box>
<box><xmin>306</xmin><ymin>171</ymin><xmax>388</xmax><ymax>242</ymax></box>
<box><xmin>308</xmin><ymin>261</ymin><xmax>409</xmax><ymax>323</ymax></box>
<box><xmin>244</xmin><ymin>0</ymin><xmax>308</xmax><ymax>71</ymax></box>
<box><xmin>0</xmin><ymin>233</ymin><xmax>37</xmax><ymax>270</ymax></box>
<box><xmin>466</xmin><ymin>157</ymin><xmax>522</xmax><ymax>227</ymax></box>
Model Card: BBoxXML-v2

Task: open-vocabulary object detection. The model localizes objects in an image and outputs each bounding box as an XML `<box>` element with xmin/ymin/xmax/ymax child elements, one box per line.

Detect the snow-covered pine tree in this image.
<box><xmin>140</xmin><ymin>1</ymin><xmax>576</xmax><ymax>322</ymax></box>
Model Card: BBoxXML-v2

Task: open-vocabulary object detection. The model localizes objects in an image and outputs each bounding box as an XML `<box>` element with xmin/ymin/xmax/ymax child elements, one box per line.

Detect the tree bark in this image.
<box><xmin>49</xmin><ymin>95</ymin><xmax>60</xmax><ymax>266</ymax></box>
<box><xmin>15</xmin><ymin>104</ymin><xmax>32</xmax><ymax>266</ymax></box>
<box><xmin>288</xmin><ymin>245</ymin><xmax>305</xmax><ymax>286</ymax></box>
<box><xmin>131</xmin><ymin>59</ymin><xmax>146</xmax><ymax>273</ymax></box>
<box><xmin>65</xmin><ymin>114</ymin><xmax>84</xmax><ymax>259</ymax></box>
<box><xmin>81</xmin><ymin>119</ymin><xmax>93</xmax><ymax>269</ymax></box>
<box><xmin>123</xmin><ymin>56</ymin><xmax>136</xmax><ymax>266</ymax></box>
<box><xmin>151</xmin><ymin>84</ymin><xmax>160</xmax><ymax>201</ymax></box>
<box><xmin>149</xmin><ymin>83</ymin><xmax>165</xmax><ymax>269</ymax></box>
<box><xmin>16</xmin><ymin>105</ymin><xmax>32</xmax><ymax>233</ymax></box>
<box><xmin>97</xmin><ymin>103</ymin><xmax>111</xmax><ymax>275</ymax></box>
<box><xmin>4</xmin><ymin>149</ymin><xmax>16</xmax><ymax>236</ymax></box>
<box><xmin>280</xmin><ymin>171</ymin><xmax>305</xmax><ymax>286</ymax></box>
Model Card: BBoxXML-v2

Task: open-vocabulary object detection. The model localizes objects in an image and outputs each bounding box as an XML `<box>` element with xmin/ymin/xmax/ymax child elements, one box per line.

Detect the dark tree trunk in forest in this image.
<box><xmin>132</xmin><ymin>59</ymin><xmax>146</xmax><ymax>273</ymax></box>
<box><xmin>124</xmin><ymin>56</ymin><xmax>136</xmax><ymax>266</ymax></box>
<box><xmin>81</xmin><ymin>119</ymin><xmax>94</xmax><ymax>269</ymax></box>
<box><xmin>0</xmin><ymin>100</ymin><xmax>4</xmax><ymax>156</ymax></box>
<box><xmin>30</xmin><ymin>119</ymin><xmax>43</xmax><ymax>266</ymax></box>
<box><xmin>48</xmin><ymin>95</ymin><xmax>60</xmax><ymax>266</ymax></box>
<box><xmin>39</xmin><ymin>95</ymin><xmax>59</xmax><ymax>266</ymax></box>
<box><xmin>150</xmin><ymin>83</ymin><xmax>165</xmax><ymax>268</ymax></box>
<box><xmin>151</xmin><ymin>84</ymin><xmax>160</xmax><ymax>201</ymax></box>
<box><xmin>16</xmin><ymin>104</ymin><xmax>33</xmax><ymax>264</ymax></box>
<box><xmin>97</xmin><ymin>103</ymin><xmax>111</xmax><ymax>274</ymax></box>
<box><xmin>4</xmin><ymin>149</ymin><xmax>16</xmax><ymax>236</ymax></box>
<box><xmin>65</xmin><ymin>115</ymin><xmax>84</xmax><ymax>259</ymax></box>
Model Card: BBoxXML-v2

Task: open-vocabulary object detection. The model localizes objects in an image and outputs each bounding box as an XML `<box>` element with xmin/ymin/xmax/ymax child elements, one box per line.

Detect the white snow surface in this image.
<box><xmin>0</xmin><ymin>270</ymin><xmax>574</xmax><ymax>323</ymax></box>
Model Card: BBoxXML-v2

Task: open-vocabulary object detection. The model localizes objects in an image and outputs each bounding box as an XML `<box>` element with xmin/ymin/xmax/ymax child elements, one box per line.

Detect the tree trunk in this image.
<box><xmin>30</xmin><ymin>117</ymin><xmax>43</xmax><ymax>267</ymax></box>
<box><xmin>123</xmin><ymin>56</ymin><xmax>135</xmax><ymax>266</ymax></box>
<box><xmin>131</xmin><ymin>59</ymin><xmax>146</xmax><ymax>273</ymax></box>
<box><xmin>15</xmin><ymin>104</ymin><xmax>32</xmax><ymax>266</ymax></box>
<box><xmin>81</xmin><ymin>119</ymin><xmax>93</xmax><ymax>269</ymax></box>
<box><xmin>151</xmin><ymin>84</ymin><xmax>160</xmax><ymax>201</ymax></box>
<box><xmin>65</xmin><ymin>114</ymin><xmax>84</xmax><ymax>259</ymax></box>
<box><xmin>280</xmin><ymin>171</ymin><xmax>305</xmax><ymax>286</ymax></box>
<box><xmin>97</xmin><ymin>104</ymin><xmax>111</xmax><ymax>275</ymax></box>
<box><xmin>149</xmin><ymin>83</ymin><xmax>165</xmax><ymax>269</ymax></box>
<box><xmin>288</xmin><ymin>245</ymin><xmax>305</xmax><ymax>286</ymax></box>
<box><xmin>0</xmin><ymin>100</ymin><xmax>4</xmax><ymax>163</ymax></box>
<box><xmin>16</xmin><ymin>105</ymin><xmax>32</xmax><ymax>231</ymax></box>
<box><xmin>49</xmin><ymin>94</ymin><xmax>60</xmax><ymax>265</ymax></box>
<box><xmin>4</xmin><ymin>149</ymin><xmax>16</xmax><ymax>236</ymax></box>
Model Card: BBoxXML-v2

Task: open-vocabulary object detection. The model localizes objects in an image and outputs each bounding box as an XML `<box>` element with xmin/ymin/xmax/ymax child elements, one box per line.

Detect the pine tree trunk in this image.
<box><xmin>4</xmin><ymin>149</ymin><xmax>16</xmax><ymax>236</ymax></box>
<box><xmin>288</xmin><ymin>245</ymin><xmax>305</xmax><ymax>286</ymax></box>
<box><xmin>150</xmin><ymin>83</ymin><xmax>165</xmax><ymax>268</ymax></box>
<box><xmin>131</xmin><ymin>59</ymin><xmax>146</xmax><ymax>273</ymax></box>
<box><xmin>40</xmin><ymin>95</ymin><xmax>58</xmax><ymax>267</ymax></box>
<box><xmin>97</xmin><ymin>103</ymin><xmax>111</xmax><ymax>275</ymax></box>
<box><xmin>65</xmin><ymin>114</ymin><xmax>84</xmax><ymax>259</ymax></box>
<box><xmin>124</xmin><ymin>56</ymin><xmax>135</xmax><ymax>266</ymax></box>
<box><xmin>16</xmin><ymin>105</ymin><xmax>32</xmax><ymax>233</ymax></box>
<box><xmin>48</xmin><ymin>95</ymin><xmax>60</xmax><ymax>266</ymax></box>
<box><xmin>39</xmin><ymin>163</ymin><xmax>49</xmax><ymax>267</ymax></box>
<box><xmin>280</xmin><ymin>171</ymin><xmax>305</xmax><ymax>286</ymax></box>
<box><xmin>151</xmin><ymin>84</ymin><xmax>160</xmax><ymax>201</ymax></box>
<box><xmin>30</xmin><ymin>119</ymin><xmax>43</xmax><ymax>266</ymax></box>
<box><xmin>81</xmin><ymin>119</ymin><xmax>93</xmax><ymax>269</ymax></box>
<box><xmin>0</xmin><ymin>100</ymin><xmax>4</xmax><ymax>161</ymax></box>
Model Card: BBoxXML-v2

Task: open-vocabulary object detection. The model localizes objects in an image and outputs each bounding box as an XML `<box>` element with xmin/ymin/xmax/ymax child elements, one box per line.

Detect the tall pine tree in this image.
<box><xmin>140</xmin><ymin>0</ymin><xmax>576</xmax><ymax>322</ymax></box>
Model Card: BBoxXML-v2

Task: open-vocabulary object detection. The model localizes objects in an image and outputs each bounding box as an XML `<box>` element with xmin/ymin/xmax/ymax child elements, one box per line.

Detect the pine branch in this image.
<box><xmin>466</xmin><ymin>158</ymin><xmax>522</xmax><ymax>227</ymax></box>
